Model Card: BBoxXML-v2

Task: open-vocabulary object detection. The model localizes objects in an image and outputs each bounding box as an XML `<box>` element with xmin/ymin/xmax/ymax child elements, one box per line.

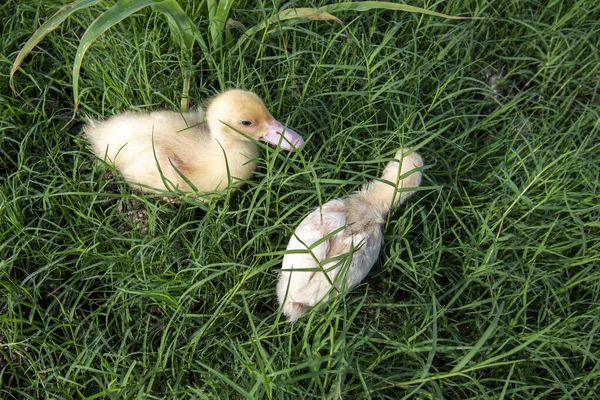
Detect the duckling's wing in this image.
<box><xmin>278</xmin><ymin>204</ymin><xmax>347</xmax><ymax>316</ymax></box>
<box><xmin>332</xmin><ymin>229</ymin><xmax>382</xmax><ymax>291</ymax></box>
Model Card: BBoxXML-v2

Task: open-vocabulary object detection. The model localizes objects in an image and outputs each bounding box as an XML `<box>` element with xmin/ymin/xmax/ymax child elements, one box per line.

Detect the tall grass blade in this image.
<box><xmin>208</xmin><ymin>0</ymin><xmax>235</xmax><ymax>49</ymax></box>
<box><xmin>319</xmin><ymin>1</ymin><xmax>473</xmax><ymax>19</ymax></box>
<box><xmin>237</xmin><ymin>1</ymin><xmax>471</xmax><ymax>49</ymax></box>
<box><xmin>151</xmin><ymin>0</ymin><xmax>210</xmax><ymax>111</ymax></box>
<box><xmin>9</xmin><ymin>0</ymin><xmax>103</xmax><ymax>93</ymax></box>
<box><xmin>238</xmin><ymin>8</ymin><xmax>343</xmax><ymax>48</ymax></box>
<box><xmin>72</xmin><ymin>0</ymin><xmax>157</xmax><ymax>116</ymax></box>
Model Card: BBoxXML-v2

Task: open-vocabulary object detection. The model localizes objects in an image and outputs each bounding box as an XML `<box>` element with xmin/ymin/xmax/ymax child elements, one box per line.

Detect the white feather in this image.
<box><xmin>277</xmin><ymin>149</ymin><xmax>424</xmax><ymax>322</ymax></box>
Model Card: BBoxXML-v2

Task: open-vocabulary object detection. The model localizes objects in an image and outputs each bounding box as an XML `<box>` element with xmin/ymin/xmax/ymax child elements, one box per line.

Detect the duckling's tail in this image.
<box><xmin>281</xmin><ymin>302</ymin><xmax>309</xmax><ymax>323</ymax></box>
<box><xmin>359</xmin><ymin>148</ymin><xmax>424</xmax><ymax>215</ymax></box>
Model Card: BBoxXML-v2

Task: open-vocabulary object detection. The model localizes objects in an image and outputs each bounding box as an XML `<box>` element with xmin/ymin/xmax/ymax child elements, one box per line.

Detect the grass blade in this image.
<box><xmin>209</xmin><ymin>0</ymin><xmax>235</xmax><ymax>49</ymax></box>
<box><xmin>319</xmin><ymin>1</ymin><xmax>474</xmax><ymax>19</ymax></box>
<box><xmin>238</xmin><ymin>7</ymin><xmax>343</xmax><ymax>48</ymax></box>
<box><xmin>237</xmin><ymin>2</ymin><xmax>471</xmax><ymax>50</ymax></box>
<box><xmin>72</xmin><ymin>0</ymin><xmax>156</xmax><ymax>115</ymax></box>
<box><xmin>9</xmin><ymin>0</ymin><xmax>103</xmax><ymax>93</ymax></box>
<box><xmin>451</xmin><ymin>303</ymin><xmax>504</xmax><ymax>373</ymax></box>
<box><xmin>151</xmin><ymin>0</ymin><xmax>210</xmax><ymax>110</ymax></box>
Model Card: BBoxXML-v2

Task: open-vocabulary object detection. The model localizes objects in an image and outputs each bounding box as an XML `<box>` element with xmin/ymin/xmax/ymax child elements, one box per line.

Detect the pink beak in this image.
<box><xmin>261</xmin><ymin>120</ymin><xmax>305</xmax><ymax>151</ymax></box>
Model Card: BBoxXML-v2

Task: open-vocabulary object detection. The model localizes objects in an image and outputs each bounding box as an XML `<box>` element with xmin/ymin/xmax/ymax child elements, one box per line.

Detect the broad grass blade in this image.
<box><xmin>319</xmin><ymin>1</ymin><xmax>472</xmax><ymax>19</ymax></box>
<box><xmin>151</xmin><ymin>0</ymin><xmax>209</xmax><ymax>56</ymax></box>
<box><xmin>9</xmin><ymin>0</ymin><xmax>103</xmax><ymax>92</ymax></box>
<box><xmin>209</xmin><ymin>0</ymin><xmax>235</xmax><ymax>49</ymax></box>
<box><xmin>151</xmin><ymin>0</ymin><xmax>210</xmax><ymax>111</ymax></box>
<box><xmin>72</xmin><ymin>0</ymin><xmax>156</xmax><ymax>115</ymax></box>
<box><xmin>241</xmin><ymin>8</ymin><xmax>343</xmax><ymax>43</ymax></box>
<box><xmin>237</xmin><ymin>2</ymin><xmax>470</xmax><ymax>49</ymax></box>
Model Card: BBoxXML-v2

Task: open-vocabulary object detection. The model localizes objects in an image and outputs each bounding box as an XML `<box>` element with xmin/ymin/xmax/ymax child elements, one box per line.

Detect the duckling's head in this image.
<box><xmin>206</xmin><ymin>89</ymin><xmax>304</xmax><ymax>151</ymax></box>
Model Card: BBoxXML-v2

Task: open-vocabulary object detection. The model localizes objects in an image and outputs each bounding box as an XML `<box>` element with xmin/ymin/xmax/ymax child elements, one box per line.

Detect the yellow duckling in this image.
<box><xmin>277</xmin><ymin>148</ymin><xmax>424</xmax><ymax>322</ymax></box>
<box><xmin>84</xmin><ymin>89</ymin><xmax>304</xmax><ymax>195</ymax></box>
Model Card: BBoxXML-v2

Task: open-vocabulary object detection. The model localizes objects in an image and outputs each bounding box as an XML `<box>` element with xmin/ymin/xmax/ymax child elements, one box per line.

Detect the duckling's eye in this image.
<box><xmin>241</xmin><ymin>120</ymin><xmax>253</xmax><ymax>126</ymax></box>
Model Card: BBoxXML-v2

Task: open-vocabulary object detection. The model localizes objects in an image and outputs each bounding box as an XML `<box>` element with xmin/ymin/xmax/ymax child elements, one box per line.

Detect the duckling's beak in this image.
<box><xmin>261</xmin><ymin>120</ymin><xmax>304</xmax><ymax>151</ymax></box>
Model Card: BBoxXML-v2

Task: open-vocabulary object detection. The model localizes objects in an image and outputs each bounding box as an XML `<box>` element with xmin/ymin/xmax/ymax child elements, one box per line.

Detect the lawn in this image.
<box><xmin>1</xmin><ymin>0</ymin><xmax>599</xmax><ymax>398</ymax></box>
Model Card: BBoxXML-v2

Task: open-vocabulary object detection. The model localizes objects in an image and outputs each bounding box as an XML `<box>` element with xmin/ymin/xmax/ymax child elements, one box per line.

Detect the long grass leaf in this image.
<box><xmin>9</xmin><ymin>0</ymin><xmax>103</xmax><ymax>92</ymax></box>
<box><xmin>195</xmin><ymin>360</ymin><xmax>254</xmax><ymax>399</ymax></box>
<box><xmin>451</xmin><ymin>303</ymin><xmax>504</xmax><ymax>373</ymax></box>
<box><xmin>72</xmin><ymin>0</ymin><xmax>156</xmax><ymax>115</ymax></box>
<box><xmin>151</xmin><ymin>0</ymin><xmax>210</xmax><ymax>110</ymax></box>
<box><xmin>209</xmin><ymin>0</ymin><xmax>235</xmax><ymax>48</ymax></box>
<box><xmin>152</xmin><ymin>0</ymin><xmax>209</xmax><ymax>56</ymax></box>
<box><xmin>319</xmin><ymin>1</ymin><xmax>473</xmax><ymax>19</ymax></box>
<box><xmin>237</xmin><ymin>2</ymin><xmax>471</xmax><ymax>49</ymax></box>
<box><xmin>240</xmin><ymin>8</ymin><xmax>343</xmax><ymax>45</ymax></box>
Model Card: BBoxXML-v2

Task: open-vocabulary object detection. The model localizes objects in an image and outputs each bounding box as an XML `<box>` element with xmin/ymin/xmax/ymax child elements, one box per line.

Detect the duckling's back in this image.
<box><xmin>84</xmin><ymin>109</ymin><xmax>216</xmax><ymax>192</ymax></box>
<box><xmin>84</xmin><ymin>109</ymin><xmax>206</xmax><ymax>165</ymax></box>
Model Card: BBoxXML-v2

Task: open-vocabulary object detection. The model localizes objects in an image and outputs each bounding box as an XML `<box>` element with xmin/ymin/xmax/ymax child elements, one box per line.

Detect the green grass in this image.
<box><xmin>2</xmin><ymin>0</ymin><xmax>599</xmax><ymax>398</ymax></box>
